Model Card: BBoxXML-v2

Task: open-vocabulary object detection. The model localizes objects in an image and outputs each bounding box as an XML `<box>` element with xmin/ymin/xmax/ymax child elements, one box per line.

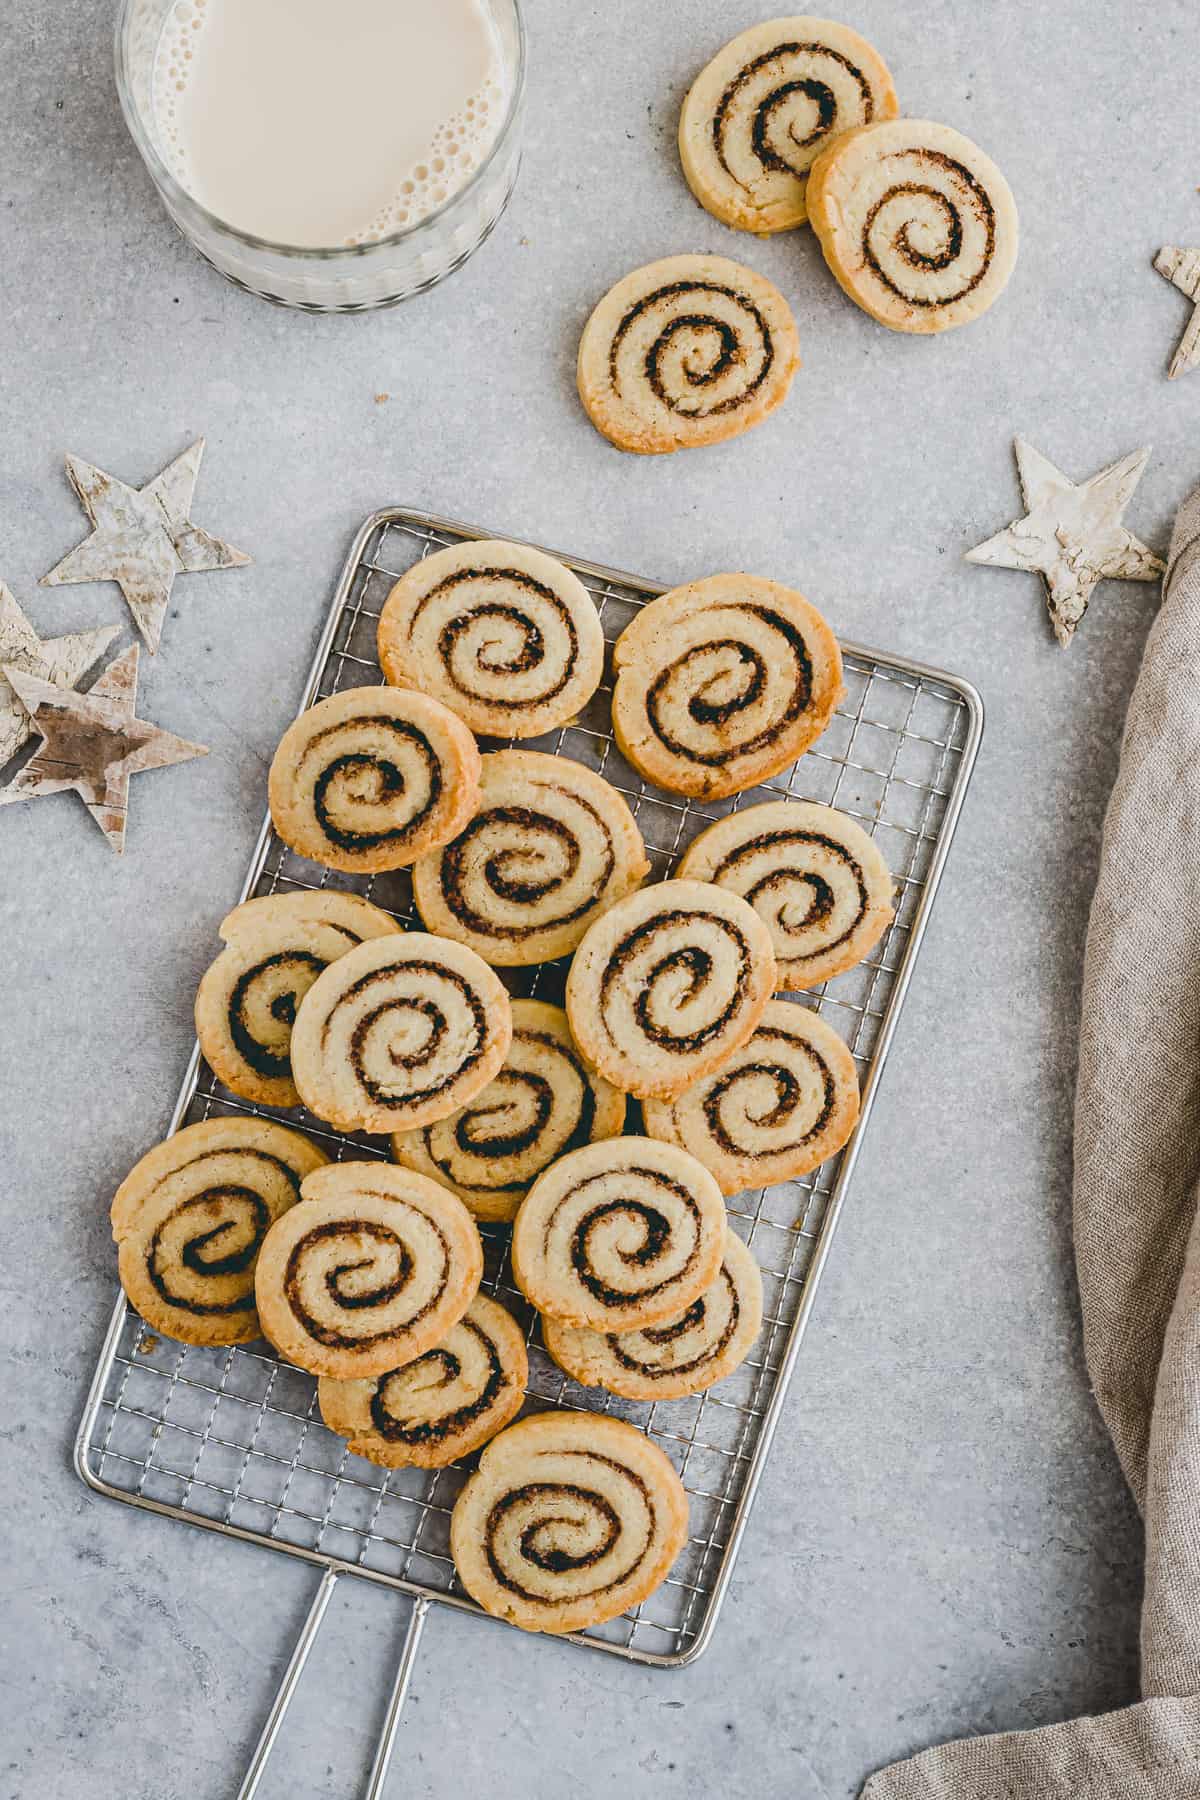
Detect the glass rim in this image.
<box><xmin>113</xmin><ymin>0</ymin><xmax>527</xmax><ymax>262</ymax></box>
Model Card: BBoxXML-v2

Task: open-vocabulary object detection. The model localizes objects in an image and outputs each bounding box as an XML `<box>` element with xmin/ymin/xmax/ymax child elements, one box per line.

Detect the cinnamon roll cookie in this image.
<box><xmin>195</xmin><ymin>891</ymin><xmax>399</xmax><ymax>1108</ymax></box>
<box><xmin>679</xmin><ymin>19</ymin><xmax>898</xmax><ymax>235</ymax></box>
<box><xmin>612</xmin><ymin>576</ymin><xmax>844</xmax><ymax>799</ymax></box>
<box><xmin>450</xmin><ymin>1411</ymin><xmax>690</xmax><ymax>1634</ymax></box>
<box><xmin>317</xmin><ymin>1294</ymin><xmax>527</xmax><ymax>1469</ymax></box>
<box><xmin>678</xmin><ymin>800</ymin><xmax>894</xmax><ymax>989</ymax></box>
<box><xmin>254</xmin><ymin>1161</ymin><xmax>483</xmax><ymax>1380</ymax></box>
<box><xmin>290</xmin><ymin>932</ymin><xmax>511</xmax><ymax>1135</ymax></box>
<box><xmin>267</xmin><ymin>686</ymin><xmax>481</xmax><ymax>875</ymax></box>
<box><xmin>412</xmin><ymin>750</ymin><xmax>649</xmax><ymax>966</ymax></box>
<box><xmin>643</xmin><ymin>999</ymin><xmax>860</xmax><ymax>1195</ymax></box>
<box><xmin>542</xmin><ymin>1229</ymin><xmax>763</xmax><ymax>1401</ymax></box>
<box><xmin>577</xmin><ymin>254</ymin><xmax>800</xmax><ymax>455</ymax></box>
<box><xmin>512</xmin><ymin>1136</ymin><xmax>726</xmax><ymax>1332</ymax></box>
<box><xmin>392</xmin><ymin>1001</ymin><xmax>626</xmax><ymax>1224</ymax></box>
<box><xmin>565</xmin><ymin>880</ymin><xmax>776</xmax><ymax>1099</ymax></box>
<box><xmin>807</xmin><ymin>119</ymin><xmax>1019</xmax><ymax>334</ymax></box>
<box><xmin>378</xmin><ymin>540</ymin><xmax>604</xmax><ymax>740</ymax></box>
<box><xmin>111</xmin><ymin>1118</ymin><xmax>328</xmax><ymax>1347</ymax></box>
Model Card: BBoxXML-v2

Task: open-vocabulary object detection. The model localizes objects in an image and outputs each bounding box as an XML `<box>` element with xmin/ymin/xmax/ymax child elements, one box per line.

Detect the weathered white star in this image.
<box><xmin>0</xmin><ymin>583</ymin><xmax>119</xmax><ymax>766</ymax></box>
<box><xmin>1155</xmin><ymin>245</ymin><xmax>1200</xmax><ymax>380</ymax></box>
<box><xmin>41</xmin><ymin>438</ymin><xmax>250</xmax><ymax>654</ymax></box>
<box><xmin>966</xmin><ymin>438</ymin><xmax>1164</xmax><ymax>647</ymax></box>
<box><xmin>0</xmin><ymin>644</ymin><xmax>208</xmax><ymax>853</ymax></box>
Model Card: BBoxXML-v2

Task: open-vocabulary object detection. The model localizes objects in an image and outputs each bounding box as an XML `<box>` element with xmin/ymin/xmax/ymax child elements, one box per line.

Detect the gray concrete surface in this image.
<box><xmin>3</xmin><ymin>0</ymin><xmax>1197</xmax><ymax>1794</ymax></box>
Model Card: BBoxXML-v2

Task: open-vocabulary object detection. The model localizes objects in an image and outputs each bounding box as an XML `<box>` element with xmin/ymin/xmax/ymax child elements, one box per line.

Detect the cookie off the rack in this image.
<box><xmin>392</xmin><ymin>999</ymin><xmax>626</xmax><ymax>1224</ymax></box>
<box><xmin>378</xmin><ymin>538</ymin><xmax>605</xmax><ymax>739</ymax></box>
<box><xmin>611</xmin><ymin>575</ymin><xmax>844</xmax><ymax>799</ymax></box>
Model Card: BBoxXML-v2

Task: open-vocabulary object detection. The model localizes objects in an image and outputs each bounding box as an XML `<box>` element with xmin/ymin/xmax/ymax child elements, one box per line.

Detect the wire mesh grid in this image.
<box><xmin>76</xmin><ymin>507</ymin><xmax>982</xmax><ymax>1667</ymax></box>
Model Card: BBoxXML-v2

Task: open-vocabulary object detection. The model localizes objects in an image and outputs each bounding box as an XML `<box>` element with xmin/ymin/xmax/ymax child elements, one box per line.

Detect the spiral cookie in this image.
<box><xmin>644</xmin><ymin>999</ymin><xmax>859</xmax><ymax>1195</ymax></box>
<box><xmin>450</xmin><ymin>1411</ymin><xmax>690</xmax><ymax>1634</ymax></box>
<box><xmin>254</xmin><ymin>1161</ymin><xmax>483</xmax><ymax>1379</ymax></box>
<box><xmin>679</xmin><ymin>19</ymin><xmax>898</xmax><ymax>235</ymax></box>
<box><xmin>317</xmin><ymin>1294</ymin><xmax>527</xmax><ymax>1469</ymax></box>
<box><xmin>267</xmin><ymin>686</ymin><xmax>481</xmax><ymax>875</ymax></box>
<box><xmin>110</xmin><ymin>1118</ymin><xmax>328</xmax><ymax>1348</ymax></box>
<box><xmin>290</xmin><ymin>932</ymin><xmax>512</xmax><ymax>1135</ymax></box>
<box><xmin>194</xmin><ymin>892</ymin><xmax>400</xmax><ymax>1108</ymax></box>
<box><xmin>565</xmin><ymin>880</ymin><xmax>776</xmax><ymax>1100</ymax></box>
<box><xmin>512</xmin><ymin>1136</ymin><xmax>726</xmax><ymax>1332</ymax></box>
<box><xmin>577</xmin><ymin>254</ymin><xmax>800</xmax><ymax>455</ymax></box>
<box><xmin>412</xmin><ymin>750</ymin><xmax>650</xmax><ymax>966</ymax></box>
<box><xmin>393</xmin><ymin>1001</ymin><xmax>626</xmax><ymax>1224</ymax></box>
<box><xmin>542</xmin><ymin>1229</ymin><xmax>763</xmax><ymax>1401</ymax></box>
<box><xmin>612</xmin><ymin>575</ymin><xmax>844</xmax><ymax>799</ymax></box>
<box><xmin>678</xmin><ymin>800</ymin><xmax>894</xmax><ymax>990</ymax></box>
<box><xmin>378</xmin><ymin>540</ymin><xmax>605</xmax><ymax>741</ymax></box>
<box><xmin>807</xmin><ymin>119</ymin><xmax>1019</xmax><ymax>334</ymax></box>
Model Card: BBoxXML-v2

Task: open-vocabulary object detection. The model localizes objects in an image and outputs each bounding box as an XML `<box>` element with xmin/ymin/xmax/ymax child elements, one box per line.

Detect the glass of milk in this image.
<box><xmin>115</xmin><ymin>0</ymin><xmax>526</xmax><ymax>310</ymax></box>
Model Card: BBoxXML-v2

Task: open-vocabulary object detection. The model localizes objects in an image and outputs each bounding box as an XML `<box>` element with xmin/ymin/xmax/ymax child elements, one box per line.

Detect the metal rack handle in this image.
<box><xmin>236</xmin><ymin>1569</ymin><xmax>429</xmax><ymax>1800</ymax></box>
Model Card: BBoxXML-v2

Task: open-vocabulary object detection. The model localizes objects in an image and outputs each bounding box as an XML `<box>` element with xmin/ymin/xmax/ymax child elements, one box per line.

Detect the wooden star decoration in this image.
<box><xmin>965</xmin><ymin>438</ymin><xmax>1165</xmax><ymax>647</ymax></box>
<box><xmin>0</xmin><ymin>643</ymin><xmax>208</xmax><ymax>853</ymax></box>
<box><xmin>0</xmin><ymin>582</ymin><xmax>119</xmax><ymax>767</ymax></box>
<box><xmin>1155</xmin><ymin>246</ymin><xmax>1200</xmax><ymax>379</ymax></box>
<box><xmin>41</xmin><ymin>438</ymin><xmax>250</xmax><ymax>655</ymax></box>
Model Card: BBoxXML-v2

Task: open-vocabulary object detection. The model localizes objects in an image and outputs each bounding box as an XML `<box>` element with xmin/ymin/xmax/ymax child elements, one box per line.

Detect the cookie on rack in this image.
<box><xmin>254</xmin><ymin>1161</ymin><xmax>483</xmax><ymax>1380</ymax></box>
<box><xmin>565</xmin><ymin>880</ymin><xmax>776</xmax><ymax>1100</ymax></box>
<box><xmin>290</xmin><ymin>932</ymin><xmax>511</xmax><ymax>1135</ymax></box>
<box><xmin>411</xmin><ymin>749</ymin><xmax>649</xmax><ymax>967</ymax></box>
<box><xmin>643</xmin><ymin>999</ymin><xmax>860</xmax><ymax>1195</ymax></box>
<box><xmin>677</xmin><ymin>799</ymin><xmax>894</xmax><ymax>990</ymax></box>
<box><xmin>449</xmin><ymin>1411</ymin><xmax>690</xmax><ymax>1634</ymax></box>
<box><xmin>679</xmin><ymin>19</ymin><xmax>899</xmax><ymax>235</ymax></box>
<box><xmin>611</xmin><ymin>575</ymin><xmax>844</xmax><ymax>799</ymax></box>
<box><xmin>317</xmin><ymin>1293</ymin><xmax>527</xmax><ymax>1469</ymax></box>
<box><xmin>807</xmin><ymin>118</ymin><xmax>1019</xmax><ymax>334</ymax></box>
<box><xmin>512</xmin><ymin>1135</ymin><xmax>726</xmax><ymax>1332</ymax></box>
<box><xmin>577</xmin><ymin>254</ymin><xmax>800</xmax><ymax>455</ymax></box>
<box><xmin>542</xmin><ymin>1228</ymin><xmax>763</xmax><ymax>1401</ymax></box>
<box><xmin>392</xmin><ymin>1000</ymin><xmax>626</xmax><ymax>1224</ymax></box>
<box><xmin>194</xmin><ymin>890</ymin><xmax>400</xmax><ymax>1108</ymax></box>
<box><xmin>267</xmin><ymin>685</ymin><xmax>481</xmax><ymax>875</ymax></box>
<box><xmin>111</xmin><ymin>1117</ymin><xmax>328</xmax><ymax>1347</ymax></box>
<box><xmin>377</xmin><ymin>539</ymin><xmax>605</xmax><ymax>740</ymax></box>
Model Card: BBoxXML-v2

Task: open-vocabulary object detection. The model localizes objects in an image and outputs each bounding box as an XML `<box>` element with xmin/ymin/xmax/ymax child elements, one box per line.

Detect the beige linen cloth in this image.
<box><xmin>864</xmin><ymin>480</ymin><xmax>1200</xmax><ymax>1800</ymax></box>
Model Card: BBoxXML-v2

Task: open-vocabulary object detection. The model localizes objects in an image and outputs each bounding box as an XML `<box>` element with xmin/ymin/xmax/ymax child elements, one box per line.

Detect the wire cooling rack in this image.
<box><xmin>76</xmin><ymin>507</ymin><xmax>981</xmax><ymax>1791</ymax></box>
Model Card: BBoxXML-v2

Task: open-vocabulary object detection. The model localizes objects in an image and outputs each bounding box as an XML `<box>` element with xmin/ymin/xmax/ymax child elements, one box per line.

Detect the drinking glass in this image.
<box><xmin>114</xmin><ymin>0</ymin><xmax>526</xmax><ymax>311</ymax></box>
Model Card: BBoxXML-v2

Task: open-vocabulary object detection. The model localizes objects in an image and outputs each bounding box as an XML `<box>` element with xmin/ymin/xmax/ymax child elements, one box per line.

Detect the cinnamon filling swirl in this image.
<box><xmin>229</xmin><ymin>950</ymin><xmax>329</xmax><ymax>1078</ymax></box>
<box><xmin>332</xmin><ymin>961</ymin><xmax>487</xmax><ymax>1107</ymax></box>
<box><xmin>599</xmin><ymin>907</ymin><xmax>752</xmax><ymax>1055</ymax></box>
<box><xmin>307</xmin><ymin>718</ymin><xmax>442</xmax><ymax>852</ymax></box>
<box><xmin>862</xmin><ymin>152</ymin><xmax>995</xmax><ymax>307</ymax></box>
<box><xmin>714</xmin><ymin>43</ymin><xmax>873</xmax><ymax>182</ymax></box>
<box><xmin>485</xmin><ymin>1474</ymin><xmax>634</xmax><ymax>1592</ymax></box>
<box><xmin>147</xmin><ymin>1177</ymin><xmax>277</xmax><ymax>1316</ymax></box>
<box><xmin>417</xmin><ymin>568</ymin><xmax>579</xmax><ymax>709</ymax></box>
<box><xmin>370</xmin><ymin>1319</ymin><xmax>503</xmax><ymax>1445</ymax></box>
<box><xmin>644</xmin><ymin>605</ymin><xmax>814</xmax><ymax>767</ymax></box>
<box><xmin>609</xmin><ymin>279</ymin><xmax>775</xmax><ymax>420</ymax></box>
<box><xmin>283</xmin><ymin>1215</ymin><xmax>434</xmax><ymax>1349</ymax></box>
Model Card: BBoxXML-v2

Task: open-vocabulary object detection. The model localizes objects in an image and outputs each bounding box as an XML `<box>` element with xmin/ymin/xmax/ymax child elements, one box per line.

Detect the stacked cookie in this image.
<box><xmin>109</xmin><ymin>540</ymin><xmax>894</xmax><ymax>1635</ymax></box>
<box><xmin>578</xmin><ymin>17</ymin><xmax>1019</xmax><ymax>456</ymax></box>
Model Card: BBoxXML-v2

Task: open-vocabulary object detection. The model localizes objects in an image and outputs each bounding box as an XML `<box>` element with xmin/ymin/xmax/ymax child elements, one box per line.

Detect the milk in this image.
<box><xmin>152</xmin><ymin>0</ymin><xmax>509</xmax><ymax>248</ymax></box>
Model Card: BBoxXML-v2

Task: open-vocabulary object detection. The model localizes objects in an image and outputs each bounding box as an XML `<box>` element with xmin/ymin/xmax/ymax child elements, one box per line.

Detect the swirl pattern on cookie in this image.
<box><xmin>565</xmin><ymin>880</ymin><xmax>776</xmax><ymax>1099</ymax></box>
<box><xmin>679</xmin><ymin>19</ymin><xmax>898</xmax><ymax>234</ymax></box>
<box><xmin>678</xmin><ymin>800</ymin><xmax>893</xmax><ymax>989</ymax></box>
<box><xmin>512</xmin><ymin>1136</ymin><xmax>726</xmax><ymax>1332</ymax></box>
<box><xmin>194</xmin><ymin>891</ymin><xmax>399</xmax><ymax>1108</ymax></box>
<box><xmin>612</xmin><ymin>575</ymin><xmax>844</xmax><ymax>798</ymax></box>
<box><xmin>378</xmin><ymin>540</ymin><xmax>605</xmax><ymax>740</ymax></box>
<box><xmin>111</xmin><ymin>1118</ymin><xmax>328</xmax><ymax>1347</ymax></box>
<box><xmin>542</xmin><ymin>1229</ymin><xmax>763</xmax><ymax>1401</ymax></box>
<box><xmin>254</xmin><ymin>1162</ymin><xmax>483</xmax><ymax>1379</ymax></box>
<box><xmin>577</xmin><ymin>254</ymin><xmax>800</xmax><ymax>455</ymax></box>
<box><xmin>267</xmin><ymin>685</ymin><xmax>481</xmax><ymax>875</ymax></box>
<box><xmin>318</xmin><ymin>1294</ymin><xmax>527</xmax><ymax>1469</ymax></box>
<box><xmin>450</xmin><ymin>1411</ymin><xmax>690</xmax><ymax>1634</ymax></box>
<box><xmin>412</xmin><ymin>750</ymin><xmax>650</xmax><ymax>966</ymax></box>
<box><xmin>643</xmin><ymin>999</ymin><xmax>860</xmax><ymax>1195</ymax></box>
<box><xmin>393</xmin><ymin>1001</ymin><xmax>626</xmax><ymax>1224</ymax></box>
<box><xmin>807</xmin><ymin>119</ymin><xmax>1019</xmax><ymax>334</ymax></box>
<box><xmin>290</xmin><ymin>932</ymin><xmax>511</xmax><ymax>1135</ymax></box>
